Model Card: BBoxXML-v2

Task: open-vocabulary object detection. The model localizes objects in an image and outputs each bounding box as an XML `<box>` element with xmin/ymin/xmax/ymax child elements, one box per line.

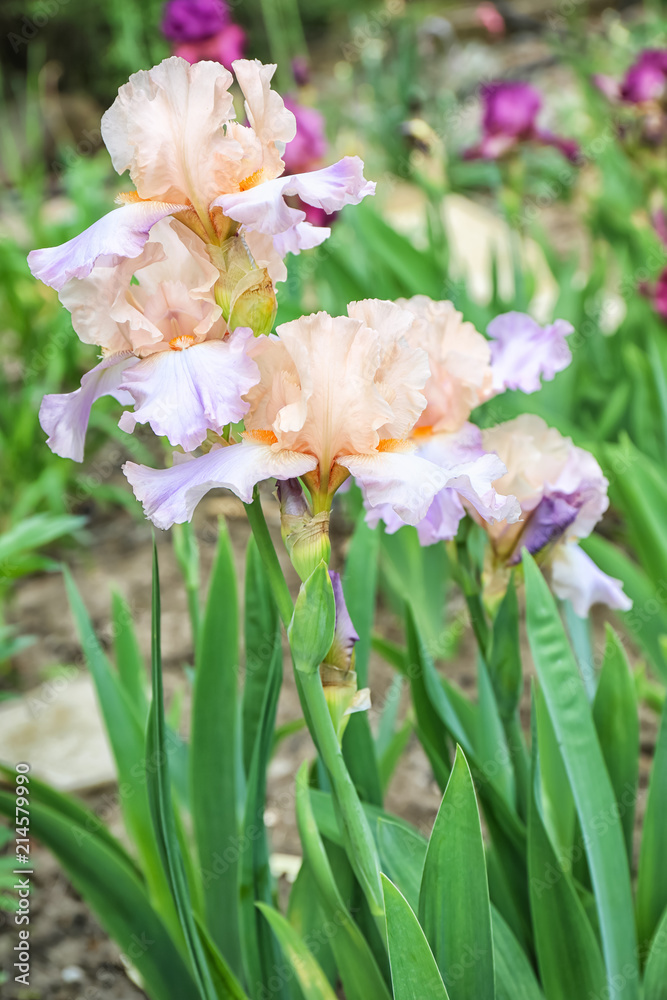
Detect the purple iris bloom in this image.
<box><xmin>161</xmin><ymin>0</ymin><xmax>229</xmax><ymax>42</ymax></box>
<box><xmin>594</xmin><ymin>49</ymin><xmax>667</xmax><ymax>106</ymax></box>
<box><xmin>621</xmin><ymin>50</ymin><xmax>667</xmax><ymax>104</ymax></box>
<box><xmin>465</xmin><ymin>81</ymin><xmax>579</xmax><ymax>162</ymax></box>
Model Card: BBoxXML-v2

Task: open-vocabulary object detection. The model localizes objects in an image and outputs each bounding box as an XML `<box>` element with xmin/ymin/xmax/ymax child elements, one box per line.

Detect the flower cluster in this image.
<box><xmin>30</xmin><ymin>57</ymin><xmax>629</xmax><ymax>620</ymax></box>
<box><xmin>30</xmin><ymin>57</ymin><xmax>374</xmax><ymax>460</ymax></box>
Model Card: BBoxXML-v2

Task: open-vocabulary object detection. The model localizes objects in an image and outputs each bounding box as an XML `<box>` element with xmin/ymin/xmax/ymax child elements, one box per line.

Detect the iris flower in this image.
<box><xmin>366</xmin><ymin>299</ymin><xmax>575</xmax><ymax>544</ymax></box>
<box><xmin>28</xmin><ymin>57</ymin><xmax>374</xmax><ymax>291</ymax></box>
<box><xmin>124</xmin><ymin>300</ymin><xmax>495</xmax><ymax>530</ymax></box>
<box><xmin>481</xmin><ymin>414</ymin><xmax>631</xmax><ymax>616</ymax></box>
<box><xmin>40</xmin><ymin>218</ymin><xmax>259</xmax><ymax>460</ymax></box>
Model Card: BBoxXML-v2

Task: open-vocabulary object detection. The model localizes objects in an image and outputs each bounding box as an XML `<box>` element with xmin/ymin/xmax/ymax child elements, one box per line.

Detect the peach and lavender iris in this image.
<box><xmin>365</xmin><ymin>299</ymin><xmax>574</xmax><ymax>545</ymax></box>
<box><xmin>464</xmin><ymin>81</ymin><xmax>579</xmax><ymax>162</ymax></box>
<box><xmin>28</xmin><ymin>57</ymin><xmax>374</xmax><ymax>291</ymax></box>
<box><xmin>487</xmin><ymin>311</ymin><xmax>572</xmax><ymax>393</ymax></box>
<box><xmin>39</xmin><ymin>218</ymin><xmax>259</xmax><ymax>461</ymax></box>
<box><xmin>124</xmin><ymin>301</ymin><xmax>503</xmax><ymax>531</ymax></box>
<box><xmin>481</xmin><ymin>414</ymin><xmax>631</xmax><ymax>616</ymax></box>
<box><xmin>161</xmin><ymin>0</ymin><xmax>246</xmax><ymax>69</ymax></box>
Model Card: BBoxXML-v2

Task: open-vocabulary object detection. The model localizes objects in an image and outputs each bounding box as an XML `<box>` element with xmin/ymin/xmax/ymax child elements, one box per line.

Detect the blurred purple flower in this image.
<box><xmin>622</xmin><ymin>50</ymin><xmax>667</xmax><ymax>103</ymax></box>
<box><xmin>282</xmin><ymin>98</ymin><xmax>328</xmax><ymax>174</ymax></box>
<box><xmin>174</xmin><ymin>22</ymin><xmax>245</xmax><ymax>68</ymax></box>
<box><xmin>487</xmin><ymin>311</ymin><xmax>573</xmax><ymax>394</ymax></box>
<box><xmin>465</xmin><ymin>81</ymin><xmax>579</xmax><ymax>162</ymax></box>
<box><xmin>292</xmin><ymin>56</ymin><xmax>310</xmax><ymax>87</ymax></box>
<box><xmin>476</xmin><ymin>2</ymin><xmax>505</xmax><ymax>35</ymax></box>
<box><xmin>282</xmin><ymin>97</ymin><xmax>337</xmax><ymax>228</ymax></box>
<box><xmin>161</xmin><ymin>0</ymin><xmax>245</xmax><ymax>69</ymax></box>
<box><xmin>162</xmin><ymin>0</ymin><xmax>229</xmax><ymax>42</ymax></box>
<box><xmin>594</xmin><ymin>49</ymin><xmax>667</xmax><ymax>105</ymax></box>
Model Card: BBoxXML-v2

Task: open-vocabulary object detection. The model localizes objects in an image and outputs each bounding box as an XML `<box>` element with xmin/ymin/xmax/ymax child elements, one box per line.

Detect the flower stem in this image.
<box><xmin>244</xmin><ymin>487</ymin><xmax>384</xmax><ymax>920</ymax></box>
<box><xmin>299</xmin><ymin>668</ymin><xmax>385</xmax><ymax>919</ymax></box>
<box><xmin>244</xmin><ymin>487</ymin><xmax>293</xmax><ymax>628</ymax></box>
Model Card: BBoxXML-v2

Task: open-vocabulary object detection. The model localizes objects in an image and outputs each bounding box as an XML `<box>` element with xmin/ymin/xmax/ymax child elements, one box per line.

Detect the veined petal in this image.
<box><xmin>118</xmin><ymin>331</ymin><xmax>259</xmax><ymax>451</ymax></box>
<box><xmin>550</xmin><ymin>542</ymin><xmax>632</xmax><ymax>618</ymax></box>
<box><xmin>101</xmin><ymin>57</ymin><xmax>240</xmax><ymax>205</ymax></box>
<box><xmin>39</xmin><ymin>354</ymin><xmax>138</xmax><ymax>461</ymax></box>
<box><xmin>28</xmin><ymin>202</ymin><xmax>186</xmax><ymax>290</ymax></box>
<box><xmin>339</xmin><ymin>449</ymin><xmax>450</xmax><ymax>524</ymax></box>
<box><xmin>233</xmin><ymin>58</ymin><xmax>296</xmax><ymax>150</ymax></box>
<box><xmin>487</xmin><ymin>311</ymin><xmax>573</xmax><ymax>394</ymax></box>
<box><xmin>124</xmin><ymin>441</ymin><xmax>317</xmax><ymax>529</ymax></box>
<box><xmin>213</xmin><ymin>157</ymin><xmax>375</xmax><ymax>253</ymax></box>
<box><xmin>364</xmin><ymin>424</ymin><xmax>520</xmax><ymax>545</ymax></box>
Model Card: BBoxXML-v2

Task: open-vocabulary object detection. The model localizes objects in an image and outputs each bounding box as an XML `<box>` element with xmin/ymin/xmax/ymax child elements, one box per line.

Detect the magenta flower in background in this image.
<box><xmin>622</xmin><ymin>50</ymin><xmax>667</xmax><ymax>102</ymax></box>
<box><xmin>282</xmin><ymin>98</ymin><xmax>328</xmax><ymax>174</ymax></box>
<box><xmin>594</xmin><ymin>49</ymin><xmax>667</xmax><ymax>105</ymax></box>
<box><xmin>292</xmin><ymin>56</ymin><xmax>310</xmax><ymax>88</ymax></box>
<box><xmin>476</xmin><ymin>2</ymin><xmax>505</xmax><ymax>36</ymax></box>
<box><xmin>162</xmin><ymin>0</ymin><xmax>228</xmax><ymax>40</ymax></box>
<box><xmin>174</xmin><ymin>22</ymin><xmax>246</xmax><ymax>67</ymax></box>
<box><xmin>282</xmin><ymin>97</ymin><xmax>337</xmax><ymax>229</ymax></box>
<box><xmin>161</xmin><ymin>0</ymin><xmax>246</xmax><ymax>69</ymax></box>
<box><xmin>465</xmin><ymin>81</ymin><xmax>579</xmax><ymax>162</ymax></box>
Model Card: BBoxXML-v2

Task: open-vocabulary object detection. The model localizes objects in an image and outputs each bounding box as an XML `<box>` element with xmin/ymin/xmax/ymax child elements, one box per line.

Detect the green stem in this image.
<box><xmin>244</xmin><ymin>488</ymin><xmax>293</xmax><ymax>628</ymax></box>
<box><xmin>299</xmin><ymin>669</ymin><xmax>384</xmax><ymax>919</ymax></box>
<box><xmin>244</xmin><ymin>489</ymin><xmax>384</xmax><ymax>920</ymax></box>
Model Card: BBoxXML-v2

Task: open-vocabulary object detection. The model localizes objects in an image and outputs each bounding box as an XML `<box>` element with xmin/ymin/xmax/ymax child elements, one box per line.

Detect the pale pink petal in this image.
<box><xmin>213</xmin><ymin>157</ymin><xmax>375</xmax><ymax>254</ymax></box>
<box><xmin>58</xmin><ymin>241</ymin><xmax>166</xmax><ymax>354</ymax></box>
<box><xmin>27</xmin><ymin>202</ymin><xmax>186</xmax><ymax>291</ymax></box>
<box><xmin>550</xmin><ymin>542</ymin><xmax>632</xmax><ymax>618</ymax></box>
<box><xmin>232</xmin><ymin>59</ymin><xmax>296</xmax><ymax>150</ymax></box>
<box><xmin>39</xmin><ymin>354</ymin><xmax>138</xmax><ymax>461</ymax></box>
<box><xmin>118</xmin><ymin>331</ymin><xmax>259</xmax><ymax>451</ymax></box>
<box><xmin>487</xmin><ymin>311</ymin><xmax>573</xmax><ymax>394</ymax></box>
<box><xmin>396</xmin><ymin>296</ymin><xmax>493</xmax><ymax>433</ymax></box>
<box><xmin>101</xmin><ymin>57</ymin><xmax>240</xmax><ymax>205</ymax></box>
<box><xmin>339</xmin><ymin>449</ymin><xmax>450</xmax><ymax>525</ymax></box>
<box><xmin>124</xmin><ymin>440</ymin><xmax>317</xmax><ymax>529</ymax></box>
<box><xmin>347</xmin><ymin>299</ymin><xmax>429</xmax><ymax>439</ymax></box>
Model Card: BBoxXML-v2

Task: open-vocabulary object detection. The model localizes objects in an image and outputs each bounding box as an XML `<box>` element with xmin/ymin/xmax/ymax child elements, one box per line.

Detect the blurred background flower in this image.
<box><xmin>161</xmin><ymin>0</ymin><xmax>246</xmax><ymax>67</ymax></box>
